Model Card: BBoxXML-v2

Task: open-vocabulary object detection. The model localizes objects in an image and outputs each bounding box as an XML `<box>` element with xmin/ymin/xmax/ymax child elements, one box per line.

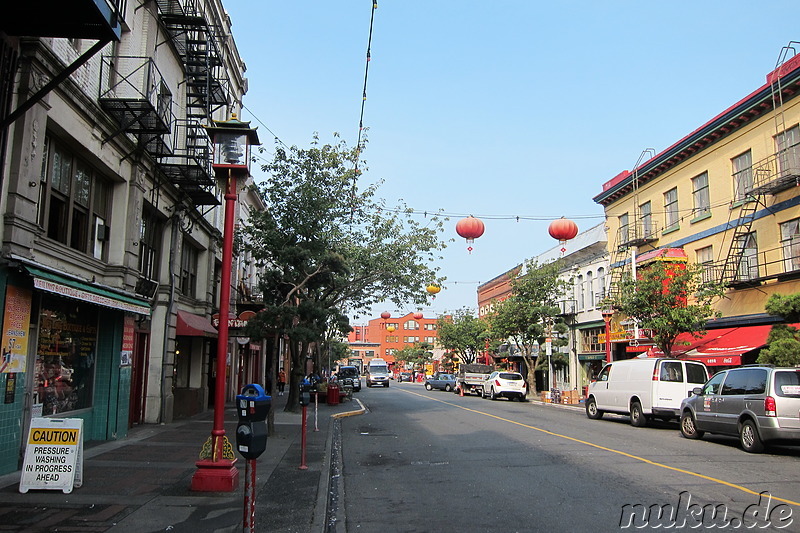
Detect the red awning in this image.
<box><xmin>176</xmin><ymin>310</ymin><xmax>218</xmax><ymax>337</ymax></box>
<box><xmin>684</xmin><ymin>325</ymin><xmax>771</xmax><ymax>358</ymax></box>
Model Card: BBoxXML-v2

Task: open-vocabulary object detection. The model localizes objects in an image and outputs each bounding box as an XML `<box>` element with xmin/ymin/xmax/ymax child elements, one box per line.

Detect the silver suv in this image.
<box><xmin>679</xmin><ymin>365</ymin><xmax>800</xmax><ymax>453</ymax></box>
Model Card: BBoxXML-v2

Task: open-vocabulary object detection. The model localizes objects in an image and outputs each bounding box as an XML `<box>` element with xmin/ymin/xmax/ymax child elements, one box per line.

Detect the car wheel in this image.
<box><xmin>630</xmin><ymin>402</ymin><xmax>647</xmax><ymax>427</ymax></box>
<box><xmin>425</xmin><ymin>383</ymin><xmax>432</xmax><ymax>391</ymax></box>
<box><xmin>519</xmin><ymin>394</ymin><xmax>527</xmax><ymax>402</ymax></box>
<box><xmin>740</xmin><ymin>419</ymin><xmax>764</xmax><ymax>453</ymax></box>
<box><xmin>444</xmin><ymin>384</ymin><xmax>452</xmax><ymax>392</ymax></box>
<box><xmin>385</xmin><ymin>382</ymin><xmax>389</xmax><ymax>388</ymax></box>
<box><xmin>680</xmin><ymin>411</ymin><xmax>704</xmax><ymax>439</ymax></box>
<box><xmin>490</xmin><ymin>387</ymin><xmax>498</xmax><ymax>401</ymax></box>
<box><xmin>585</xmin><ymin>397</ymin><xmax>604</xmax><ymax>420</ymax></box>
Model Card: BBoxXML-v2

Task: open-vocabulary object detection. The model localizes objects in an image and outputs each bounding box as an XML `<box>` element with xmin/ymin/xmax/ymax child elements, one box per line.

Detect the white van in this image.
<box><xmin>585</xmin><ymin>357</ymin><xmax>709</xmax><ymax>427</ymax></box>
<box><xmin>366</xmin><ymin>358</ymin><xmax>391</xmax><ymax>388</ymax></box>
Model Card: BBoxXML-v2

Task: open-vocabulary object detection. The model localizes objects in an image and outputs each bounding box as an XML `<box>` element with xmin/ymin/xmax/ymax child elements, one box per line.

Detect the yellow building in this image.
<box><xmin>593</xmin><ymin>49</ymin><xmax>800</xmax><ymax>367</ymax></box>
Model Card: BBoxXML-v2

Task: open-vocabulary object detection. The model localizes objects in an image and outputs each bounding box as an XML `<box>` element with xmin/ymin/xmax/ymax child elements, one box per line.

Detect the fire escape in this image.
<box><xmin>715</xmin><ymin>43</ymin><xmax>800</xmax><ymax>288</ymax></box>
<box><xmin>606</xmin><ymin>149</ymin><xmax>660</xmax><ymax>302</ymax></box>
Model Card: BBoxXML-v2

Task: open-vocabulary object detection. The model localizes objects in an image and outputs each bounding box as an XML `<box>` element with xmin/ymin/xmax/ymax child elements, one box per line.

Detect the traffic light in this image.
<box><xmin>235</xmin><ymin>384</ymin><xmax>270</xmax><ymax>459</ymax></box>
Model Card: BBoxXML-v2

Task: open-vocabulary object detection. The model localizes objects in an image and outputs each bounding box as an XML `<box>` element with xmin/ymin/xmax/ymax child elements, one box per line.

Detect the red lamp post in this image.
<box><xmin>601</xmin><ymin>308</ymin><xmax>613</xmax><ymax>364</ymax></box>
<box><xmin>191</xmin><ymin>114</ymin><xmax>260</xmax><ymax>492</ymax></box>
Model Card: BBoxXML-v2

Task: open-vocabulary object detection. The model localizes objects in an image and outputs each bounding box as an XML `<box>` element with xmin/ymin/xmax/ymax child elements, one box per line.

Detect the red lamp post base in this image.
<box><xmin>191</xmin><ymin>459</ymin><xmax>239</xmax><ymax>492</ymax></box>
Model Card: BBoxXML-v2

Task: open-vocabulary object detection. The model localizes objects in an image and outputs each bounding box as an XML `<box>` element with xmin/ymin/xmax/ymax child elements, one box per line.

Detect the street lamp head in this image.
<box><xmin>205</xmin><ymin>113</ymin><xmax>261</xmax><ymax>176</ymax></box>
<box><xmin>601</xmin><ymin>308</ymin><xmax>614</xmax><ymax>322</ymax></box>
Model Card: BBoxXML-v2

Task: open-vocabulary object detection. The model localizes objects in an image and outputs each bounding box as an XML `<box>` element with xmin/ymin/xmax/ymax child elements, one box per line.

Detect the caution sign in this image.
<box><xmin>19</xmin><ymin>418</ymin><xmax>83</xmax><ymax>494</ymax></box>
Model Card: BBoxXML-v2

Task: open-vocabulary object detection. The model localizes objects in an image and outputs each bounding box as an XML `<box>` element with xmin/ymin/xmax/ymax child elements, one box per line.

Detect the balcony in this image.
<box><xmin>617</xmin><ymin>221</ymin><xmax>659</xmax><ymax>249</ymax></box>
<box><xmin>99</xmin><ymin>56</ymin><xmax>173</xmax><ymax>136</ymax></box>
<box><xmin>0</xmin><ymin>0</ymin><xmax>124</xmax><ymax>41</ymax></box>
<box><xmin>704</xmin><ymin>241</ymin><xmax>800</xmax><ymax>287</ymax></box>
<box><xmin>746</xmin><ymin>144</ymin><xmax>800</xmax><ymax>196</ymax></box>
<box><xmin>156</xmin><ymin>119</ymin><xmax>219</xmax><ymax>206</ymax></box>
<box><xmin>555</xmin><ymin>299</ymin><xmax>577</xmax><ymax>316</ymax></box>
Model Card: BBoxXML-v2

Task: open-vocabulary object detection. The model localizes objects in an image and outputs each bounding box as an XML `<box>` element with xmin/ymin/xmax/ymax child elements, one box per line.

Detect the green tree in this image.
<box><xmin>488</xmin><ymin>259</ymin><xmax>571</xmax><ymax>392</ymax></box>
<box><xmin>757</xmin><ymin>293</ymin><xmax>800</xmax><ymax>366</ymax></box>
<box><xmin>394</xmin><ymin>342</ymin><xmax>434</xmax><ymax>377</ymax></box>
<box><xmin>436</xmin><ymin>308</ymin><xmax>489</xmax><ymax>366</ymax></box>
<box><xmin>241</xmin><ymin>135</ymin><xmax>446</xmax><ymax>411</ymax></box>
<box><xmin>612</xmin><ymin>261</ymin><xmax>724</xmax><ymax>358</ymax></box>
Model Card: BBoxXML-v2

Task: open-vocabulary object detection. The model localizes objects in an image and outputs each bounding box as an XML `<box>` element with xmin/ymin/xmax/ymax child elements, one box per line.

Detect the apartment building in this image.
<box><xmin>0</xmin><ymin>0</ymin><xmax>264</xmax><ymax>475</ymax></box>
<box><xmin>594</xmin><ymin>47</ymin><xmax>800</xmax><ymax>369</ymax></box>
<box><xmin>346</xmin><ymin>312</ymin><xmax>441</xmax><ymax>372</ymax></box>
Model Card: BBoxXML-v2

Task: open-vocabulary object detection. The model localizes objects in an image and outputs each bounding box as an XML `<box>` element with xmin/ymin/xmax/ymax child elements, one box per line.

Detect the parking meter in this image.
<box><xmin>236</xmin><ymin>384</ymin><xmax>270</xmax><ymax>459</ymax></box>
<box><xmin>299</xmin><ymin>378</ymin><xmax>312</xmax><ymax>406</ymax></box>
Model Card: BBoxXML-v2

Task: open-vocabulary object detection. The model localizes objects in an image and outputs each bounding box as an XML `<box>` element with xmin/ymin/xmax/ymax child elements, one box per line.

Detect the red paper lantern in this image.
<box><xmin>413</xmin><ymin>312</ymin><xmax>423</xmax><ymax>320</ymax></box>
<box><xmin>380</xmin><ymin>311</ymin><xmax>391</xmax><ymax>320</ymax></box>
<box><xmin>548</xmin><ymin>217</ymin><xmax>578</xmax><ymax>243</ymax></box>
<box><xmin>456</xmin><ymin>216</ymin><xmax>485</xmax><ymax>253</ymax></box>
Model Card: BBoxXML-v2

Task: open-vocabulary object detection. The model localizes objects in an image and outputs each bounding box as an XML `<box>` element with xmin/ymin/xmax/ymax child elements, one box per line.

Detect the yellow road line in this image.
<box><xmin>400</xmin><ymin>388</ymin><xmax>800</xmax><ymax>508</ymax></box>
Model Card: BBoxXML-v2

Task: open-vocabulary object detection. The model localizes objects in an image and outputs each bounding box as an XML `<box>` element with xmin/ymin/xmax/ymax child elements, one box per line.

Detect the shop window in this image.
<box><xmin>581</xmin><ymin>328</ymin><xmax>604</xmax><ymax>352</ymax></box>
<box><xmin>34</xmin><ymin>298</ymin><xmax>98</xmax><ymax>415</ymax></box>
<box><xmin>179</xmin><ymin>242</ymin><xmax>199</xmax><ymax>297</ymax></box>
<box><xmin>39</xmin><ymin>135</ymin><xmax>112</xmax><ymax>260</ymax></box>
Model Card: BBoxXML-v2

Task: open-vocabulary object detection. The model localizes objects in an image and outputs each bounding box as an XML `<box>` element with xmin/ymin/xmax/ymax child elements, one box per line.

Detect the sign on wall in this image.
<box><xmin>1</xmin><ymin>285</ymin><xmax>32</xmax><ymax>374</ymax></box>
<box><xmin>19</xmin><ymin>418</ymin><xmax>83</xmax><ymax>494</ymax></box>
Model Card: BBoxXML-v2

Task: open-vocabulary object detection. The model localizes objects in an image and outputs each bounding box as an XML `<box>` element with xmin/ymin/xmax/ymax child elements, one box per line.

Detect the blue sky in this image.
<box><xmin>224</xmin><ymin>1</ymin><xmax>800</xmax><ymax>319</ymax></box>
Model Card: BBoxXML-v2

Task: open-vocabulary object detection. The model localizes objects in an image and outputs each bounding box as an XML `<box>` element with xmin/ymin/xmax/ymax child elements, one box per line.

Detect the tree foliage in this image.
<box><xmin>611</xmin><ymin>261</ymin><xmax>724</xmax><ymax>358</ymax></box>
<box><xmin>435</xmin><ymin>308</ymin><xmax>489</xmax><ymax>365</ymax></box>
<box><xmin>240</xmin><ymin>135</ymin><xmax>447</xmax><ymax>410</ymax></box>
<box><xmin>393</xmin><ymin>342</ymin><xmax>434</xmax><ymax>373</ymax></box>
<box><xmin>487</xmin><ymin>259</ymin><xmax>571</xmax><ymax>392</ymax></box>
<box><xmin>757</xmin><ymin>293</ymin><xmax>800</xmax><ymax>366</ymax></box>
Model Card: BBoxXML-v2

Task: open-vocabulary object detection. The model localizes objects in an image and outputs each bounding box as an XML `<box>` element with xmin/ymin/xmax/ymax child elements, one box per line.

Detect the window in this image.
<box><xmin>722</xmin><ymin>369</ymin><xmax>767</xmax><ymax>395</ymax></box>
<box><xmin>781</xmin><ymin>218</ymin><xmax>800</xmax><ymax>273</ymax></box>
<box><xmin>581</xmin><ymin>328</ymin><xmax>604</xmax><ymax>352</ymax></box>
<box><xmin>425</xmin><ymin>336</ymin><xmax>436</xmax><ymax>344</ymax></box>
<box><xmin>618</xmin><ymin>212</ymin><xmax>629</xmax><ymax>244</ymax></box>
<box><xmin>663</xmin><ymin>187</ymin><xmax>679</xmax><ymax>230</ymax></box>
<box><xmin>577</xmin><ymin>274</ymin><xmax>585</xmax><ymax>310</ymax></box>
<box><xmin>691</xmin><ymin>172</ymin><xmax>710</xmax><ymax>217</ymax></box>
<box><xmin>597</xmin><ymin>267</ymin><xmax>606</xmax><ymax>302</ymax></box>
<box><xmin>139</xmin><ymin>208</ymin><xmax>164</xmax><ymax>281</ymax></box>
<box><xmin>696</xmin><ymin>245</ymin><xmax>714</xmax><ymax>283</ymax></box>
<box><xmin>639</xmin><ymin>201</ymin><xmax>652</xmax><ymax>238</ymax></box>
<box><xmin>659</xmin><ymin>362</ymin><xmax>684</xmax><ymax>382</ymax></box>
<box><xmin>597</xmin><ymin>365</ymin><xmax>611</xmax><ymax>382</ymax></box>
<box><xmin>586</xmin><ymin>271</ymin><xmax>594</xmax><ymax>309</ymax></box>
<box><xmin>404</xmin><ymin>320</ymin><xmax>419</xmax><ymax>330</ymax></box>
<box><xmin>732</xmin><ymin>150</ymin><xmax>752</xmax><ymax>202</ymax></box>
<box><xmin>179</xmin><ymin>242</ymin><xmax>199</xmax><ymax>297</ymax></box>
<box><xmin>39</xmin><ymin>135</ymin><xmax>112</xmax><ymax>259</ymax></box>
<box><xmin>776</xmin><ymin>125</ymin><xmax>800</xmax><ymax>176</ymax></box>
<box><xmin>736</xmin><ymin>232</ymin><xmax>759</xmax><ymax>281</ymax></box>
<box><xmin>424</xmin><ymin>323</ymin><xmax>437</xmax><ymax>330</ymax></box>
<box><xmin>686</xmin><ymin>363</ymin><xmax>709</xmax><ymax>384</ymax></box>
<box><xmin>702</xmin><ymin>372</ymin><xmax>725</xmax><ymax>396</ymax></box>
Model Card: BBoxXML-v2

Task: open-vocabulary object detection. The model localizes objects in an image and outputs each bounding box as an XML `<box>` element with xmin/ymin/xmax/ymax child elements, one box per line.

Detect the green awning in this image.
<box><xmin>578</xmin><ymin>353</ymin><xmax>607</xmax><ymax>361</ymax></box>
<box><xmin>25</xmin><ymin>266</ymin><xmax>150</xmax><ymax>315</ymax></box>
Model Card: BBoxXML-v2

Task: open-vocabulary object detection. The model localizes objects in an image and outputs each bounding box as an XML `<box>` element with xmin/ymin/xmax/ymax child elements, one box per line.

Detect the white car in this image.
<box><xmin>482</xmin><ymin>371</ymin><xmax>527</xmax><ymax>401</ymax></box>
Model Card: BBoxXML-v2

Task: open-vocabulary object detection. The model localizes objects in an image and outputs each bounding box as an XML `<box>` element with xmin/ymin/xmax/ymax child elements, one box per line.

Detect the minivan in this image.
<box><xmin>586</xmin><ymin>357</ymin><xmax>709</xmax><ymax>426</ymax></box>
<box><xmin>679</xmin><ymin>365</ymin><xmax>800</xmax><ymax>453</ymax></box>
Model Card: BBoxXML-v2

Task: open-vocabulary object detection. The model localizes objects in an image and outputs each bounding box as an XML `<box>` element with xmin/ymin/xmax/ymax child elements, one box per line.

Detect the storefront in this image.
<box><xmin>0</xmin><ymin>264</ymin><xmax>150</xmax><ymax>475</ymax></box>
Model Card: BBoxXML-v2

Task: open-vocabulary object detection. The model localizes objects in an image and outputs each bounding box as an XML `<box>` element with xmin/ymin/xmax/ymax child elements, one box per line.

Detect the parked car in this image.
<box><xmin>397</xmin><ymin>372</ymin><xmax>413</xmax><ymax>382</ymax></box>
<box><xmin>679</xmin><ymin>365</ymin><xmax>800</xmax><ymax>453</ymax></box>
<box><xmin>482</xmin><ymin>371</ymin><xmax>527</xmax><ymax>401</ymax></box>
<box><xmin>336</xmin><ymin>366</ymin><xmax>361</xmax><ymax>392</ymax></box>
<box><xmin>585</xmin><ymin>357</ymin><xmax>709</xmax><ymax>426</ymax></box>
<box><xmin>425</xmin><ymin>373</ymin><xmax>457</xmax><ymax>392</ymax></box>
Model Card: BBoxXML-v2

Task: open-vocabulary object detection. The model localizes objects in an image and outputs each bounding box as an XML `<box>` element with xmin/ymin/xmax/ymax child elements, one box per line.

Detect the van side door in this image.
<box><xmin>718</xmin><ymin>368</ymin><xmax>768</xmax><ymax>436</ymax></box>
<box><xmin>694</xmin><ymin>371</ymin><xmax>726</xmax><ymax>432</ymax></box>
<box><xmin>652</xmin><ymin>361</ymin><xmax>687</xmax><ymax>414</ymax></box>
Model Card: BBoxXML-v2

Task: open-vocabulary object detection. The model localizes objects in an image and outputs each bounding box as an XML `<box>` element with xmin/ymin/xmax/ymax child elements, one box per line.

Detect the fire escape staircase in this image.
<box><xmin>606</xmin><ymin>222</ymin><xmax>659</xmax><ymax>303</ymax></box>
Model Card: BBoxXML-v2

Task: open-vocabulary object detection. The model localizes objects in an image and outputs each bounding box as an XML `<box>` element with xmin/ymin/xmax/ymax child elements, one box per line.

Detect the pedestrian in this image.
<box><xmin>278</xmin><ymin>369</ymin><xmax>286</xmax><ymax>396</ymax></box>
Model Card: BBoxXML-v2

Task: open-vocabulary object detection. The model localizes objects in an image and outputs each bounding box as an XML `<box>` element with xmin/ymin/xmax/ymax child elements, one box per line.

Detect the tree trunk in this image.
<box><xmin>520</xmin><ymin>355</ymin><xmax>538</xmax><ymax>393</ymax></box>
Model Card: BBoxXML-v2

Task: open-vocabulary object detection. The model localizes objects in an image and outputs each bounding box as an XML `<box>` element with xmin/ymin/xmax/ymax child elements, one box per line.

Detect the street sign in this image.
<box><xmin>19</xmin><ymin>418</ymin><xmax>83</xmax><ymax>494</ymax></box>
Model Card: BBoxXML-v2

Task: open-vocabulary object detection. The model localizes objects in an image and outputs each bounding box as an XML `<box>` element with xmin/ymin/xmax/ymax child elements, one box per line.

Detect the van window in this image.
<box><xmin>369</xmin><ymin>365</ymin><xmax>388</xmax><ymax>374</ymax></box>
<box><xmin>774</xmin><ymin>370</ymin><xmax>800</xmax><ymax>398</ymax></box>
<box><xmin>721</xmin><ymin>369</ymin><xmax>767</xmax><ymax>395</ymax></box>
<box><xmin>660</xmin><ymin>362</ymin><xmax>683</xmax><ymax>382</ymax></box>
<box><xmin>685</xmin><ymin>363</ymin><xmax>708</xmax><ymax>384</ymax></box>
<box><xmin>597</xmin><ymin>365</ymin><xmax>611</xmax><ymax>382</ymax></box>
<box><xmin>702</xmin><ymin>372</ymin><xmax>726</xmax><ymax>395</ymax></box>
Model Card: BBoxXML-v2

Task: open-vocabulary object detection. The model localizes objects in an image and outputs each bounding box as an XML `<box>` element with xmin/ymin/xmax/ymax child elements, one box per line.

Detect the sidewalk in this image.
<box><xmin>0</xmin><ymin>392</ymin><xmax>364</xmax><ymax>533</ymax></box>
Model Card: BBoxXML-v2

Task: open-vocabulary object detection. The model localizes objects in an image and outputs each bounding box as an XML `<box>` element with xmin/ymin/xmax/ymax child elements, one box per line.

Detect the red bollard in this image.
<box><xmin>299</xmin><ymin>405</ymin><xmax>308</xmax><ymax>470</ymax></box>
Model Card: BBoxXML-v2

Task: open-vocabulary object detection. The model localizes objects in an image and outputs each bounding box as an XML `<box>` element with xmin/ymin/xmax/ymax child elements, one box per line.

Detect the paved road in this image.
<box><xmin>337</xmin><ymin>383</ymin><xmax>800</xmax><ymax>532</ymax></box>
